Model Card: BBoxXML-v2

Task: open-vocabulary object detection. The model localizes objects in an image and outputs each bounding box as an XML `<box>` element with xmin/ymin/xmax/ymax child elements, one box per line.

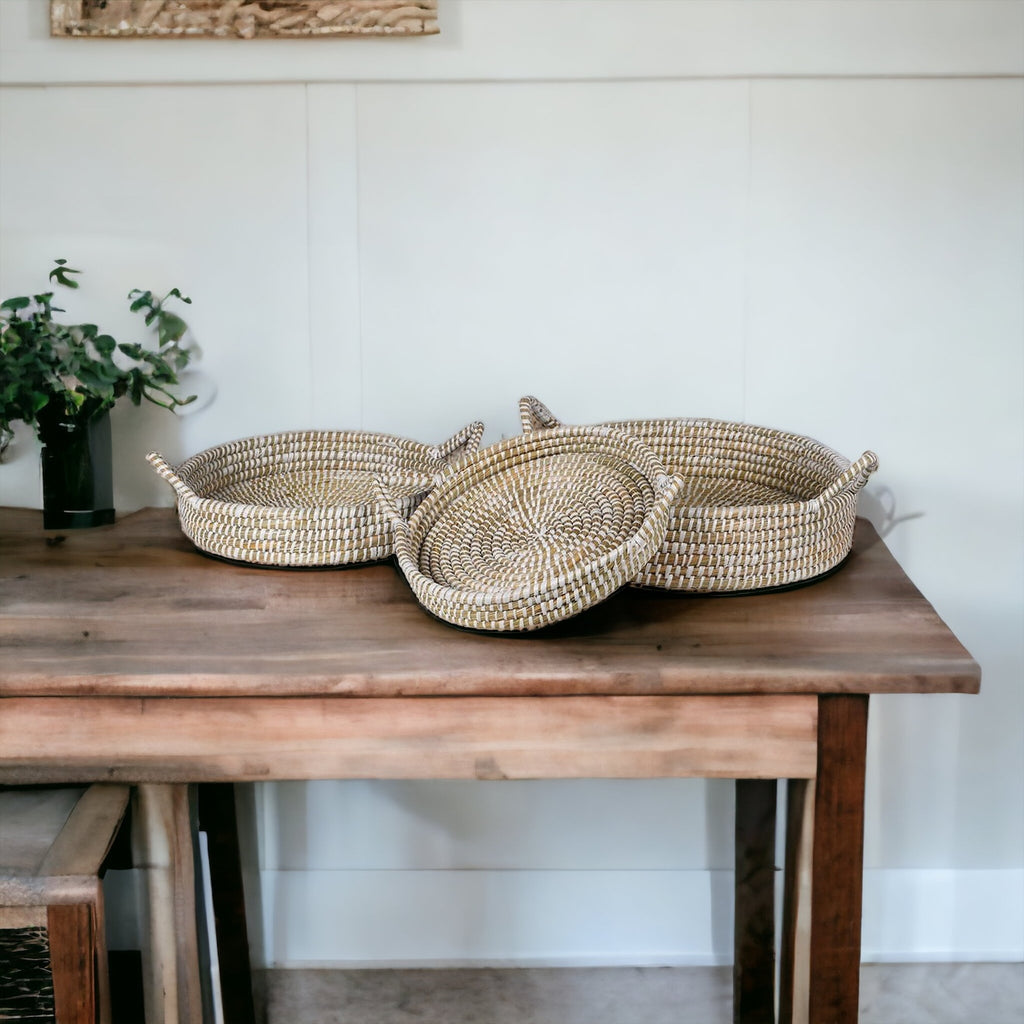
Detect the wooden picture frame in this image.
<box><xmin>50</xmin><ymin>1</ymin><xmax>439</xmax><ymax>38</ymax></box>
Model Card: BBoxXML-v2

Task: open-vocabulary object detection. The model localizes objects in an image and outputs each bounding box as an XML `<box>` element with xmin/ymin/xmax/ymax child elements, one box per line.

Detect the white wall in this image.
<box><xmin>2</xmin><ymin>1</ymin><xmax>1022</xmax><ymax>967</ymax></box>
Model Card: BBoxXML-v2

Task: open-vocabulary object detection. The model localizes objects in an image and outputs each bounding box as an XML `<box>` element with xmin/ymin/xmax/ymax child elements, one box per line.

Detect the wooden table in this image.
<box><xmin>0</xmin><ymin>507</ymin><xmax>980</xmax><ymax>1024</ymax></box>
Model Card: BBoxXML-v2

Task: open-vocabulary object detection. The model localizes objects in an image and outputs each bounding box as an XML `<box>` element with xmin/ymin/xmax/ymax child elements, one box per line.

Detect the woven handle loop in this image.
<box><xmin>146</xmin><ymin>452</ymin><xmax>199</xmax><ymax>504</ymax></box>
<box><xmin>653</xmin><ymin>474</ymin><xmax>685</xmax><ymax>517</ymax></box>
<box><xmin>431</xmin><ymin>421</ymin><xmax>485</xmax><ymax>465</ymax></box>
<box><xmin>519</xmin><ymin>396</ymin><xmax>562</xmax><ymax>434</ymax></box>
<box><xmin>815</xmin><ymin>451</ymin><xmax>879</xmax><ymax>504</ymax></box>
<box><xmin>373</xmin><ymin>476</ymin><xmax>413</xmax><ymax>550</ymax></box>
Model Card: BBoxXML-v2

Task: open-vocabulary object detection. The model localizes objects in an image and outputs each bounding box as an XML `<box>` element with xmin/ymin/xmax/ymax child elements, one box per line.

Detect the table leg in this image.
<box><xmin>807</xmin><ymin>695</ymin><xmax>869</xmax><ymax>1024</ymax></box>
<box><xmin>733</xmin><ymin>779</ymin><xmax>777</xmax><ymax>1023</ymax></box>
<box><xmin>197</xmin><ymin>783</ymin><xmax>257</xmax><ymax>1024</ymax></box>
<box><xmin>779</xmin><ymin>778</ymin><xmax>814</xmax><ymax>1024</ymax></box>
<box><xmin>131</xmin><ymin>784</ymin><xmax>204</xmax><ymax>1024</ymax></box>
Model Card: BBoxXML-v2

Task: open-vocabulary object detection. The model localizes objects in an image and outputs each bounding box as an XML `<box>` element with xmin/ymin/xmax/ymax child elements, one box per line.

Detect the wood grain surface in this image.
<box><xmin>0</xmin><ymin>694</ymin><xmax>818</xmax><ymax>783</ymax></box>
<box><xmin>733</xmin><ymin>778</ymin><xmax>778</xmax><ymax>1023</ymax></box>
<box><xmin>47</xmin><ymin>903</ymin><xmax>95</xmax><ymax>1024</ymax></box>
<box><xmin>779</xmin><ymin>777</ymin><xmax>815</xmax><ymax>1024</ymax></box>
<box><xmin>131</xmin><ymin>785</ymin><xmax>203</xmax><ymax>1024</ymax></box>
<box><xmin>0</xmin><ymin>507</ymin><xmax>980</xmax><ymax>698</ymax></box>
<box><xmin>37</xmin><ymin>785</ymin><xmax>129</xmax><ymax>879</ymax></box>
<box><xmin>808</xmin><ymin>695</ymin><xmax>870</xmax><ymax>1024</ymax></box>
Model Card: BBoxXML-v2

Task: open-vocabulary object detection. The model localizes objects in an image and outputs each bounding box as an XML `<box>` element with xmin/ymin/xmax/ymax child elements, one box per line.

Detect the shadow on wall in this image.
<box><xmin>857</xmin><ymin>486</ymin><xmax>924</xmax><ymax>540</ymax></box>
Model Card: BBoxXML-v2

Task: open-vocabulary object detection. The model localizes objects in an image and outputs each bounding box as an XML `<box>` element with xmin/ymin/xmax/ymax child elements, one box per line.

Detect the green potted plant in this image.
<box><xmin>1</xmin><ymin>259</ymin><xmax>196</xmax><ymax>528</ymax></box>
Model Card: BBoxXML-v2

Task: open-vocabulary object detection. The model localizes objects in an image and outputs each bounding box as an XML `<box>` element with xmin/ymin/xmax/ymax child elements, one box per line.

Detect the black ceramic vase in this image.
<box><xmin>36</xmin><ymin>401</ymin><xmax>115</xmax><ymax>530</ymax></box>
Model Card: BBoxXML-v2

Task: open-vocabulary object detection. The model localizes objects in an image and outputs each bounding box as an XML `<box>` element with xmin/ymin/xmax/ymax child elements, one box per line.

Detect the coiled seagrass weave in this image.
<box><xmin>378</xmin><ymin>426</ymin><xmax>683</xmax><ymax>632</ymax></box>
<box><xmin>148</xmin><ymin>422</ymin><xmax>484</xmax><ymax>567</ymax></box>
<box><xmin>519</xmin><ymin>396</ymin><xmax>877</xmax><ymax>593</ymax></box>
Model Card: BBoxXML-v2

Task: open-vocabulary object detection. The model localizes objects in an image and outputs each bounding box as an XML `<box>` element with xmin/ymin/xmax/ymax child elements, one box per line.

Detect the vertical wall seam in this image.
<box><xmin>304</xmin><ymin>82</ymin><xmax>315</xmax><ymax>421</ymax></box>
<box><xmin>741</xmin><ymin>77</ymin><xmax>754</xmax><ymax>423</ymax></box>
<box><xmin>354</xmin><ymin>83</ymin><xmax>365</xmax><ymax>428</ymax></box>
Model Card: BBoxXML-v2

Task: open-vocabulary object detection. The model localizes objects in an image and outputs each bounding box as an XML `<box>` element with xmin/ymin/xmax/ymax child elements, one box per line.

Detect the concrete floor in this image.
<box><xmin>257</xmin><ymin>964</ymin><xmax>1024</xmax><ymax>1024</ymax></box>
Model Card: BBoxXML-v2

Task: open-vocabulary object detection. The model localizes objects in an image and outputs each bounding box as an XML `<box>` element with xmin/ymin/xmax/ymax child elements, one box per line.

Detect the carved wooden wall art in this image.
<box><xmin>51</xmin><ymin>1</ymin><xmax>439</xmax><ymax>38</ymax></box>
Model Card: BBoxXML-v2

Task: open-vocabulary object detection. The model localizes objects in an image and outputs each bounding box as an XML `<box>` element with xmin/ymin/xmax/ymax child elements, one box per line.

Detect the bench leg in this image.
<box><xmin>132</xmin><ymin>784</ymin><xmax>204</xmax><ymax>1024</ymax></box>
<box><xmin>48</xmin><ymin>903</ymin><xmax>94</xmax><ymax>1024</ymax></box>
<box><xmin>94</xmin><ymin>888</ymin><xmax>112</xmax><ymax>1024</ymax></box>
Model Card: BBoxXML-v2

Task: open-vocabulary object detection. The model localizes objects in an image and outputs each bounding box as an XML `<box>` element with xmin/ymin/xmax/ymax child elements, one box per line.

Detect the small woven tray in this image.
<box><xmin>378</xmin><ymin>425</ymin><xmax>683</xmax><ymax>632</ymax></box>
<box><xmin>148</xmin><ymin>422</ymin><xmax>484</xmax><ymax>567</ymax></box>
<box><xmin>519</xmin><ymin>396</ymin><xmax>877</xmax><ymax>593</ymax></box>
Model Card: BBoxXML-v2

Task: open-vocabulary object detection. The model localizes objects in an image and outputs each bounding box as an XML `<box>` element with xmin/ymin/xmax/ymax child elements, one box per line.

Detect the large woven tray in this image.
<box><xmin>519</xmin><ymin>396</ymin><xmax>877</xmax><ymax>593</ymax></box>
<box><xmin>147</xmin><ymin>421</ymin><xmax>484</xmax><ymax>567</ymax></box>
<box><xmin>379</xmin><ymin>425</ymin><xmax>683</xmax><ymax>632</ymax></box>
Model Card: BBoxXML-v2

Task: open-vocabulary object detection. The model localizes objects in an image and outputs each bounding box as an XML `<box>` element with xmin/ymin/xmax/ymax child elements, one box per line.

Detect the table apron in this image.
<box><xmin>0</xmin><ymin>694</ymin><xmax>818</xmax><ymax>783</ymax></box>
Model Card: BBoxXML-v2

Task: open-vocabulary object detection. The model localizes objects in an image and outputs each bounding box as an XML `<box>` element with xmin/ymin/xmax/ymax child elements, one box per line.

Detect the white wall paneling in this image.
<box><xmin>101</xmin><ymin>859</ymin><xmax>1024</xmax><ymax>967</ymax></box>
<box><xmin>256</xmin><ymin>784</ymin><xmax>1024</xmax><ymax>966</ymax></box>
<box><xmin>0</xmin><ymin>84</ymin><xmax>312</xmax><ymax>508</ymax></box>
<box><xmin>3</xmin><ymin>1</ymin><xmax>1022</xmax><ymax>969</ymax></box>
<box><xmin>745</xmin><ymin>77</ymin><xmax>1024</xmax><ymax>873</ymax></box>
<box><xmin>356</xmin><ymin>79</ymin><xmax>750</xmax><ymax>442</ymax></box>
<box><xmin>259</xmin><ymin>780</ymin><xmax>736</xmax><ymax>872</ymax></box>
<box><xmin>258</xmin><ymin>867</ymin><xmax>1024</xmax><ymax>967</ymax></box>
<box><xmin>307</xmin><ymin>84</ymin><xmax>363</xmax><ymax>428</ymax></box>
<box><xmin>261</xmin><ymin>867</ymin><xmax>733</xmax><ymax>968</ymax></box>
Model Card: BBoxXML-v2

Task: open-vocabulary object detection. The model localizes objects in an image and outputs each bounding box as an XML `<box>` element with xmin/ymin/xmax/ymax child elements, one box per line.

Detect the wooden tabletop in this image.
<box><xmin>0</xmin><ymin>506</ymin><xmax>979</xmax><ymax>699</ymax></box>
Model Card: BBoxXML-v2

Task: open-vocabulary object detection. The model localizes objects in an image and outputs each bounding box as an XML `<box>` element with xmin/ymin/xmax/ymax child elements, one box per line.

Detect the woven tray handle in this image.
<box><xmin>815</xmin><ymin>451</ymin><xmax>879</xmax><ymax>504</ymax></box>
<box><xmin>374</xmin><ymin>476</ymin><xmax>414</xmax><ymax>547</ymax></box>
<box><xmin>431</xmin><ymin>421</ymin><xmax>485</xmax><ymax>466</ymax></box>
<box><xmin>645</xmin><ymin>473</ymin><xmax>686</xmax><ymax>537</ymax></box>
<box><xmin>146</xmin><ymin>452</ymin><xmax>200</xmax><ymax>504</ymax></box>
<box><xmin>519</xmin><ymin>396</ymin><xmax>562</xmax><ymax>433</ymax></box>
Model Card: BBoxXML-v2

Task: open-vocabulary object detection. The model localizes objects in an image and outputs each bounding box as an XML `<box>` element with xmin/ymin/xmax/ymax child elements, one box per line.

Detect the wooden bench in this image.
<box><xmin>0</xmin><ymin>784</ymin><xmax>130</xmax><ymax>1024</ymax></box>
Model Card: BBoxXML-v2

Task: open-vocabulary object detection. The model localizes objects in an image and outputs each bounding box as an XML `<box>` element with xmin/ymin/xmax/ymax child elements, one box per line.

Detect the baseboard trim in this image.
<box><xmin>264</xmin><ymin>955</ymin><xmax>733</xmax><ymax>970</ymax></box>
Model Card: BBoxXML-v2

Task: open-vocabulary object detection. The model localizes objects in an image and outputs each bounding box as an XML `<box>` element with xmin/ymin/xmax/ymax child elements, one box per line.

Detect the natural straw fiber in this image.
<box><xmin>519</xmin><ymin>396</ymin><xmax>877</xmax><ymax>593</ymax></box>
<box><xmin>378</xmin><ymin>426</ymin><xmax>683</xmax><ymax>632</ymax></box>
<box><xmin>147</xmin><ymin>422</ymin><xmax>484</xmax><ymax>567</ymax></box>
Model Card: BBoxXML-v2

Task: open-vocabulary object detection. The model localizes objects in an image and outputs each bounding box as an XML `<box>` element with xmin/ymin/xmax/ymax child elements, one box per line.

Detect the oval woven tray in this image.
<box><xmin>148</xmin><ymin>422</ymin><xmax>484</xmax><ymax>567</ymax></box>
<box><xmin>379</xmin><ymin>426</ymin><xmax>683</xmax><ymax>632</ymax></box>
<box><xmin>519</xmin><ymin>396</ymin><xmax>877</xmax><ymax>593</ymax></box>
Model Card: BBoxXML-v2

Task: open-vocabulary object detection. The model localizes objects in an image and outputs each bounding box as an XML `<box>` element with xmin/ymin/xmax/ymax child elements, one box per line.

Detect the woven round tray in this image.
<box><xmin>147</xmin><ymin>421</ymin><xmax>484</xmax><ymax>567</ymax></box>
<box><xmin>519</xmin><ymin>396</ymin><xmax>877</xmax><ymax>593</ymax></box>
<box><xmin>378</xmin><ymin>426</ymin><xmax>683</xmax><ymax>632</ymax></box>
